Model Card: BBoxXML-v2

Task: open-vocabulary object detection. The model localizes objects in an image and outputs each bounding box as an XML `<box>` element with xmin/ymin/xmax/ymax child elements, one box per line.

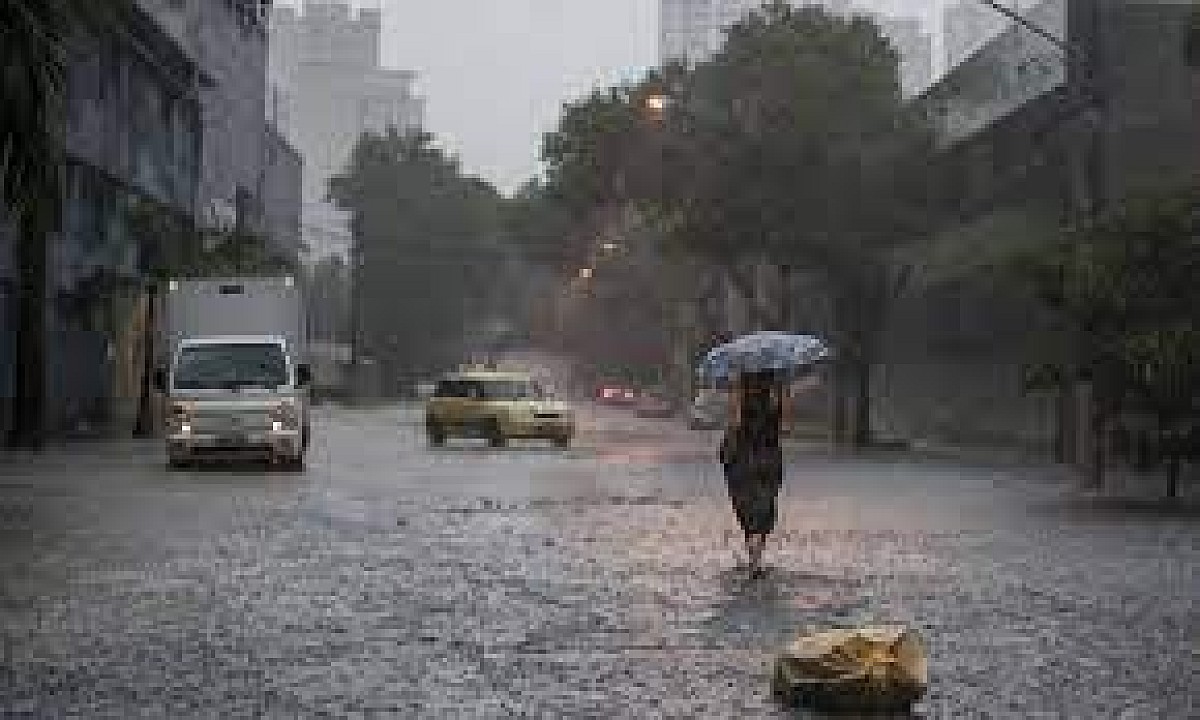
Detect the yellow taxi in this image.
<box><xmin>424</xmin><ymin>367</ymin><xmax>575</xmax><ymax>448</ymax></box>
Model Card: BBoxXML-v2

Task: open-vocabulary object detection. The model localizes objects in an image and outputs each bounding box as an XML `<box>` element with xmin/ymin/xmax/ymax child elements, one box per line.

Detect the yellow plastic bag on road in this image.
<box><xmin>772</xmin><ymin>625</ymin><xmax>928</xmax><ymax>713</ymax></box>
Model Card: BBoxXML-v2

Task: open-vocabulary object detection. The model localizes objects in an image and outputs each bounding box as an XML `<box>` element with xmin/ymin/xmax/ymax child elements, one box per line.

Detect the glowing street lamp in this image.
<box><xmin>578</xmin><ymin>267</ymin><xmax>594</xmax><ymax>280</ymax></box>
<box><xmin>644</xmin><ymin>94</ymin><xmax>670</xmax><ymax>113</ymax></box>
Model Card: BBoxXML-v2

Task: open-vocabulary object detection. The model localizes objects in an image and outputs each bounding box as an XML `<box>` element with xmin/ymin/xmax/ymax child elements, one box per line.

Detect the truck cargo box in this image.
<box><xmin>159</xmin><ymin>277</ymin><xmax>307</xmax><ymax>365</ymax></box>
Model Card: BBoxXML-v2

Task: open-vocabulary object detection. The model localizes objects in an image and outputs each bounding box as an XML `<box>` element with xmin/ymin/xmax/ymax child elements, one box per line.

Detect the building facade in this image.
<box><xmin>0</xmin><ymin>0</ymin><xmax>302</xmax><ymax>439</ymax></box>
<box><xmin>138</xmin><ymin>0</ymin><xmax>302</xmax><ymax>257</ymax></box>
<box><xmin>41</xmin><ymin>5</ymin><xmax>207</xmax><ymax>437</ymax></box>
<box><xmin>877</xmin><ymin>0</ymin><xmax>1200</xmax><ymax>454</ymax></box>
<box><xmin>878</xmin><ymin>16</ymin><xmax>935</xmax><ymax>96</ymax></box>
<box><xmin>268</xmin><ymin>1</ymin><xmax>425</xmax><ymax>259</ymax></box>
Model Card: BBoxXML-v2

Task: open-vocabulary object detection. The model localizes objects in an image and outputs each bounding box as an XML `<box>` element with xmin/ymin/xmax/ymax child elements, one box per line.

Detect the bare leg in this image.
<box><xmin>747</xmin><ymin>533</ymin><xmax>766</xmax><ymax>572</ymax></box>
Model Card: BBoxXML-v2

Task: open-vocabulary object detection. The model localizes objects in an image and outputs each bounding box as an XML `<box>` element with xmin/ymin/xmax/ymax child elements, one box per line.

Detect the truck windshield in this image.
<box><xmin>173</xmin><ymin>343</ymin><xmax>289</xmax><ymax>391</ymax></box>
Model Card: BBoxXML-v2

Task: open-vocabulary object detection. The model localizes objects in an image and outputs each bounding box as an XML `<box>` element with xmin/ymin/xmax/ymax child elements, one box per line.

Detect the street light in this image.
<box><xmin>644</xmin><ymin>93</ymin><xmax>671</xmax><ymax>114</ymax></box>
<box><xmin>578</xmin><ymin>267</ymin><xmax>593</xmax><ymax>280</ymax></box>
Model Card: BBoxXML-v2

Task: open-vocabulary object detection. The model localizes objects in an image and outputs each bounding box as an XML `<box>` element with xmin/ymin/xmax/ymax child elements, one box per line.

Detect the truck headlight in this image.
<box><xmin>270</xmin><ymin>401</ymin><xmax>300</xmax><ymax>430</ymax></box>
<box><xmin>170</xmin><ymin>402</ymin><xmax>194</xmax><ymax>432</ymax></box>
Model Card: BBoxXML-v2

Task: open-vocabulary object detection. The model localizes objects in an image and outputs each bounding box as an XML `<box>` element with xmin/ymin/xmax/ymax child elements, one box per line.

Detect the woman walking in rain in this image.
<box><xmin>700</xmin><ymin>331</ymin><xmax>828</xmax><ymax>575</ymax></box>
<box><xmin>721</xmin><ymin>368</ymin><xmax>787</xmax><ymax>575</ymax></box>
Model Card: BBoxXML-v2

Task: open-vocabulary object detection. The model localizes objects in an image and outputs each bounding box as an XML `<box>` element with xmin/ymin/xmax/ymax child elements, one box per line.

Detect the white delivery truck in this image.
<box><xmin>155</xmin><ymin>277</ymin><xmax>312</xmax><ymax>469</ymax></box>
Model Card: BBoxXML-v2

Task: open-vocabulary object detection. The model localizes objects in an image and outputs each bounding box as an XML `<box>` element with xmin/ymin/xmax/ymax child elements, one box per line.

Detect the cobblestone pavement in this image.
<box><xmin>0</xmin><ymin>403</ymin><xmax>1196</xmax><ymax>718</ymax></box>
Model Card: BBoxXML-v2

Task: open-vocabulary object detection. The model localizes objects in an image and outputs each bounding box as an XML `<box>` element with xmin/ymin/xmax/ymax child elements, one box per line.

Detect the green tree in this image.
<box><xmin>330</xmin><ymin>127</ymin><xmax>506</xmax><ymax>387</ymax></box>
<box><xmin>306</xmin><ymin>255</ymin><xmax>352</xmax><ymax>344</ymax></box>
<box><xmin>1008</xmin><ymin>186</ymin><xmax>1200</xmax><ymax>496</ymax></box>
<box><xmin>535</xmin><ymin>71</ymin><xmax>682</xmax><ymax>286</ymax></box>
<box><xmin>128</xmin><ymin>198</ymin><xmax>297</xmax><ymax>281</ymax></box>
<box><xmin>676</xmin><ymin>3</ymin><xmax>933</xmax><ymax>447</ymax></box>
<box><xmin>179</xmin><ymin>226</ymin><xmax>297</xmax><ymax>278</ymax></box>
<box><xmin>538</xmin><ymin>2</ymin><xmax>933</xmax><ymax>446</ymax></box>
<box><xmin>540</xmin><ymin>67</ymin><xmax>684</xmax><ymax>210</ymax></box>
<box><xmin>503</xmin><ymin>178</ymin><xmax>590</xmax><ymax>275</ymax></box>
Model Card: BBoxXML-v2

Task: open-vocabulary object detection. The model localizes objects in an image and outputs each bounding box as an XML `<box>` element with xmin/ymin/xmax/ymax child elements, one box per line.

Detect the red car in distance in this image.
<box><xmin>594</xmin><ymin>383</ymin><xmax>638</xmax><ymax>406</ymax></box>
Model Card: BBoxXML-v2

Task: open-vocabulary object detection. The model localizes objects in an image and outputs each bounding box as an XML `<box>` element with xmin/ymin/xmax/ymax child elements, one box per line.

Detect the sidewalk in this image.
<box><xmin>0</xmin><ymin>436</ymin><xmax>161</xmax><ymax>472</ymax></box>
<box><xmin>777</xmin><ymin>416</ymin><xmax>1063</xmax><ymax>469</ymax></box>
<box><xmin>893</xmin><ymin>438</ymin><xmax>1058</xmax><ymax>468</ymax></box>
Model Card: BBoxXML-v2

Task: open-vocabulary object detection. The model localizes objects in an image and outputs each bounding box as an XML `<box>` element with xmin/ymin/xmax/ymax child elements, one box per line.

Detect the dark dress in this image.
<box><xmin>721</xmin><ymin>375</ymin><xmax>784</xmax><ymax>537</ymax></box>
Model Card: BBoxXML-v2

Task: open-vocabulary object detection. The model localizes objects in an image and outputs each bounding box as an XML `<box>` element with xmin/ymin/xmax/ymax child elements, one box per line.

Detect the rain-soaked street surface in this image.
<box><xmin>0</xmin><ymin>402</ymin><xmax>1196</xmax><ymax>718</ymax></box>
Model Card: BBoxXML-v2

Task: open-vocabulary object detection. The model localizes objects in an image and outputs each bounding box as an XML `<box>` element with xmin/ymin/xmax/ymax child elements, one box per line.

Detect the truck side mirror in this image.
<box><xmin>152</xmin><ymin>368</ymin><xmax>167</xmax><ymax>392</ymax></box>
<box><xmin>296</xmin><ymin>364</ymin><xmax>312</xmax><ymax>387</ymax></box>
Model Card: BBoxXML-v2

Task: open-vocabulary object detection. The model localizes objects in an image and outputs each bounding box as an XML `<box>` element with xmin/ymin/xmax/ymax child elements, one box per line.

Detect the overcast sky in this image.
<box><xmin>303</xmin><ymin>1</ymin><xmax>949</xmax><ymax>195</ymax></box>
<box><xmin>371</xmin><ymin>0</ymin><xmax>658</xmax><ymax>194</ymax></box>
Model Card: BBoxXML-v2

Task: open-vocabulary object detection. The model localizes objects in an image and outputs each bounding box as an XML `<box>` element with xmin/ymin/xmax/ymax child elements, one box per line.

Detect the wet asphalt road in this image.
<box><xmin>0</xmin><ymin>402</ymin><xmax>1196</xmax><ymax>718</ymax></box>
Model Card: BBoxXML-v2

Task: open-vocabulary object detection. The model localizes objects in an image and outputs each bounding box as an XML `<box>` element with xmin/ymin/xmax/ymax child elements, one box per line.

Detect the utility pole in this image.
<box><xmin>348</xmin><ymin>240</ymin><xmax>367</xmax><ymax>399</ymax></box>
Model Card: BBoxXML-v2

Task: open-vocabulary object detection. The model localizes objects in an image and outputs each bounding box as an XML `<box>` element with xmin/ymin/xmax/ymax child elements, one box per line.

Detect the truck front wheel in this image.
<box><xmin>280</xmin><ymin>453</ymin><xmax>306</xmax><ymax>472</ymax></box>
<box><xmin>485</xmin><ymin>419</ymin><xmax>507</xmax><ymax>448</ymax></box>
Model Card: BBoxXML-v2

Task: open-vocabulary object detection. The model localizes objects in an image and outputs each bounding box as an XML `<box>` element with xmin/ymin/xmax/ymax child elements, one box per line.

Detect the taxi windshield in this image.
<box><xmin>478</xmin><ymin>380</ymin><xmax>543</xmax><ymax>400</ymax></box>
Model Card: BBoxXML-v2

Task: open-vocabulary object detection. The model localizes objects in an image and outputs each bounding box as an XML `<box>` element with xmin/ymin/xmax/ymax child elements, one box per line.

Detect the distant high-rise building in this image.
<box><xmin>944</xmin><ymin>0</ymin><xmax>1005</xmax><ymax>69</ymax></box>
<box><xmin>878</xmin><ymin>16</ymin><xmax>935</xmax><ymax>96</ymax></box>
<box><xmin>943</xmin><ymin>0</ymin><xmax>1046</xmax><ymax>71</ymax></box>
<box><xmin>269</xmin><ymin>1</ymin><xmax>425</xmax><ymax>259</ymax></box>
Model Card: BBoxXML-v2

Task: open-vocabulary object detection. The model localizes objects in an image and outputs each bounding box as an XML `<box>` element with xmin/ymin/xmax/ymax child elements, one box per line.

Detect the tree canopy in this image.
<box><xmin>1007</xmin><ymin>186</ymin><xmax>1200</xmax><ymax>494</ymax></box>
<box><xmin>330</xmin><ymin>127</ymin><xmax>507</xmax><ymax>382</ymax></box>
<box><xmin>535</xmin><ymin>2</ymin><xmax>935</xmax><ymax>445</ymax></box>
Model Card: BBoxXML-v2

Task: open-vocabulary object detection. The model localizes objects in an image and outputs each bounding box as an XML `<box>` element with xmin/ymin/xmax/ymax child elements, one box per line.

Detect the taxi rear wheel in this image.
<box><xmin>426</xmin><ymin>421</ymin><xmax>447</xmax><ymax>446</ymax></box>
<box><xmin>552</xmin><ymin>435</ymin><xmax>572</xmax><ymax>449</ymax></box>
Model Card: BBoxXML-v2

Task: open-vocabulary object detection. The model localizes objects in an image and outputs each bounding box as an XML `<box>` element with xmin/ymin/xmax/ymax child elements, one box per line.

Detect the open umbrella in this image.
<box><xmin>697</xmin><ymin>331</ymin><xmax>830</xmax><ymax>388</ymax></box>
